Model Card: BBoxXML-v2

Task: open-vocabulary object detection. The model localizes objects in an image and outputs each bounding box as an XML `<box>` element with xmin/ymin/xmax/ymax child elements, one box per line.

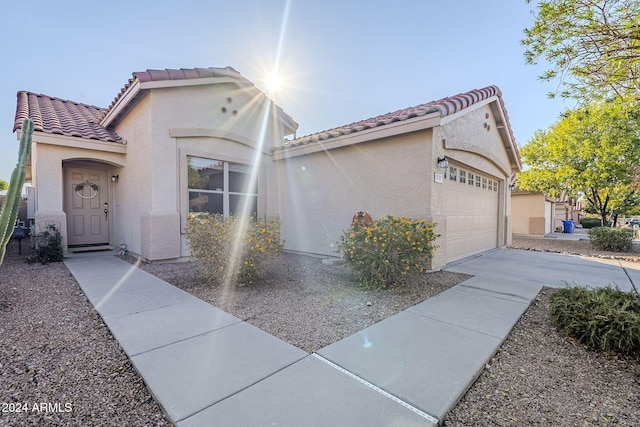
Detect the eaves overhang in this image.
<box><xmin>272</xmin><ymin>111</ymin><xmax>441</xmax><ymax>160</ymax></box>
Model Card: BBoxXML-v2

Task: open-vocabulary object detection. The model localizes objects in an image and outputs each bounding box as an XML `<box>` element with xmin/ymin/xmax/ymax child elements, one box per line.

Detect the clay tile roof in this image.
<box><xmin>277</xmin><ymin>85</ymin><xmax>511</xmax><ymax>150</ymax></box>
<box><xmin>133</xmin><ymin>66</ymin><xmax>242</xmax><ymax>83</ymax></box>
<box><xmin>13</xmin><ymin>91</ymin><xmax>124</xmax><ymax>143</ymax></box>
<box><xmin>106</xmin><ymin>66</ymin><xmax>245</xmax><ymax>113</ymax></box>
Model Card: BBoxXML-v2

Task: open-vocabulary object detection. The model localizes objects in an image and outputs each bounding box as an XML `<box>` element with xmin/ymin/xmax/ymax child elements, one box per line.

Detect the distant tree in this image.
<box><xmin>522</xmin><ymin>0</ymin><xmax>640</xmax><ymax>100</ymax></box>
<box><xmin>517</xmin><ymin>100</ymin><xmax>640</xmax><ymax>226</ymax></box>
<box><xmin>0</xmin><ymin>179</ymin><xmax>7</xmax><ymax>191</ymax></box>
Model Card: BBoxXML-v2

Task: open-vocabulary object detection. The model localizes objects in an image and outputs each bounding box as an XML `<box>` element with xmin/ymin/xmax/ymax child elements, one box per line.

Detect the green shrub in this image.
<box><xmin>550</xmin><ymin>286</ymin><xmax>640</xmax><ymax>358</ymax></box>
<box><xmin>588</xmin><ymin>226</ymin><xmax>633</xmax><ymax>252</ymax></box>
<box><xmin>27</xmin><ymin>223</ymin><xmax>64</xmax><ymax>264</ymax></box>
<box><xmin>187</xmin><ymin>213</ymin><xmax>283</xmax><ymax>286</ymax></box>
<box><xmin>580</xmin><ymin>217</ymin><xmax>602</xmax><ymax>229</ymax></box>
<box><xmin>337</xmin><ymin>215</ymin><xmax>439</xmax><ymax>288</ymax></box>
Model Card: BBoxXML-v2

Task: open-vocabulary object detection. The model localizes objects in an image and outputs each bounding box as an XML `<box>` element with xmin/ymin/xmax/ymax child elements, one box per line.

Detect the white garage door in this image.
<box><xmin>443</xmin><ymin>166</ymin><xmax>499</xmax><ymax>262</ymax></box>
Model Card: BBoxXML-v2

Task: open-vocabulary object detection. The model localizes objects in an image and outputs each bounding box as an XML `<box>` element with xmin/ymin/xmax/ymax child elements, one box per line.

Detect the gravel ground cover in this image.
<box><xmin>444</xmin><ymin>235</ymin><xmax>639</xmax><ymax>426</ymax></box>
<box><xmin>445</xmin><ymin>287</ymin><xmax>639</xmax><ymax>426</ymax></box>
<box><xmin>1</xmin><ymin>234</ymin><xmax>638</xmax><ymax>426</ymax></box>
<box><xmin>135</xmin><ymin>253</ymin><xmax>471</xmax><ymax>353</ymax></box>
<box><xmin>0</xmin><ymin>243</ymin><xmax>171</xmax><ymax>427</ymax></box>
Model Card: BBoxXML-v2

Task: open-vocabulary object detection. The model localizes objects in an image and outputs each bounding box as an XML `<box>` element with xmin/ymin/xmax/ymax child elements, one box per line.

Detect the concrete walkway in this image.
<box><xmin>63</xmin><ymin>248</ymin><xmax>636</xmax><ymax>426</ymax></box>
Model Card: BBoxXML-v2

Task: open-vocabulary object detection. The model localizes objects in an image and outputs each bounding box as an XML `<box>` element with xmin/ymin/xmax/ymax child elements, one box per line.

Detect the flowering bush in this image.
<box><xmin>187</xmin><ymin>213</ymin><xmax>283</xmax><ymax>286</ymax></box>
<box><xmin>337</xmin><ymin>215</ymin><xmax>439</xmax><ymax>288</ymax></box>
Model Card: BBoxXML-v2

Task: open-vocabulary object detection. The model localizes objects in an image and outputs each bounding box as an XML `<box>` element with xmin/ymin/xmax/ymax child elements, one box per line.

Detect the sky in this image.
<box><xmin>0</xmin><ymin>0</ymin><xmax>573</xmax><ymax>183</ymax></box>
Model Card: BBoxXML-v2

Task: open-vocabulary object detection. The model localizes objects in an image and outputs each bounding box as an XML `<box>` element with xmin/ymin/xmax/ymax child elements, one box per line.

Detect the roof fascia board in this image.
<box><xmin>32</xmin><ymin>133</ymin><xmax>127</xmax><ymax>154</ymax></box>
<box><xmin>273</xmin><ymin>113</ymin><xmax>441</xmax><ymax>160</ymax></box>
<box><xmin>489</xmin><ymin>101</ymin><xmax>522</xmax><ymax>172</ymax></box>
<box><xmin>101</xmin><ymin>79</ymin><xmax>141</xmax><ymax>127</ymax></box>
<box><xmin>138</xmin><ymin>76</ymin><xmax>242</xmax><ymax>90</ymax></box>
<box><xmin>272</xmin><ymin>103</ymin><xmax>298</xmax><ymax>136</ymax></box>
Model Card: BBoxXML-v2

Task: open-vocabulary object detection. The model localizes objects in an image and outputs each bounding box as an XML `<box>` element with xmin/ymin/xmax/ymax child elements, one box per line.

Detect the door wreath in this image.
<box><xmin>74</xmin><ymin>181</ymin><xmax>99</xmax><ymax>199</ymax></box>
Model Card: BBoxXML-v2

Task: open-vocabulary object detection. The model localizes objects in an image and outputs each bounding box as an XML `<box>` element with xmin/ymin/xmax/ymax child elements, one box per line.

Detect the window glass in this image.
<box><xmin>229</xmin><ymin>164</ymin><xmax>257</xmax><ymax>194</ymax></box>
<box><xmin>188</xmin><ymin>156</ymin><xmax>257</xmax><ymax>216</ymax></box>
<box><xmin>476</xmin><ymin>175</ymin><xmax>481</xmax><ymax>187</ymax></box>
<box><xmin>459</xmin><ymin>170</ymin><xmax>466</xmax><ymax>184</ymax></box>
<box><xmin>230</xmin><ymin>194</ymin><xmax>258</xmax><ymax>217</ymax></box>
<box><xmin>449</xmin><ymin>167</ymin><xmax>457</xmax><ymax>181</ymax></box>
<box><xmin>189</xmin><ymin>192</ymin><xmax>223</xmax><ymax>214</ymax></box>
<box><xmin>482</xmin><ymin>178</ymin><xmax>487</xmax><ymax>189</ymax></box>
<box><xmin>188</xmin><ymin>157</ymin><xmax>223</xmax><ymax>191</ymax></box>
<box><xmin>468</xmin><ymin>173</ymin><xmax>475</xmax><ymax>186</ymax></box>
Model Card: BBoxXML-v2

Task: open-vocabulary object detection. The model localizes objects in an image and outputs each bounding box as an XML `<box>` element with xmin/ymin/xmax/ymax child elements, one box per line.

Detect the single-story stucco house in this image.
<box><xmin>13</xmin><ymin>66</ymin><xmax>521</xmax><ymax>270</ymax></box>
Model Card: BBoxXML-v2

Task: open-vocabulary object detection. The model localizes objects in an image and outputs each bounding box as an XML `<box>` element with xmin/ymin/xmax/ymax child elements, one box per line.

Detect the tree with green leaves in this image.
<box><xmin>522</xmin><ymin>0</ymin><xmax>640</xmax><ymax>100</ymax></box>
<box><xmin>517</xmin><ymin>100</ymin><xmax>640</xmax><ymax>226</ymax></box>
<box><xmin>0</xmin><ymin>179</ymin><xmax>7</xmax><ymax>191</ymax></box>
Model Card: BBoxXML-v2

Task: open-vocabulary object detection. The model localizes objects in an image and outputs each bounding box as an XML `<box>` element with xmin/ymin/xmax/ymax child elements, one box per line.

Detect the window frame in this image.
<box><xmin>187</xmin><ymin>156</ymin><xmax>258</xmax><ymax>217</ymax></box>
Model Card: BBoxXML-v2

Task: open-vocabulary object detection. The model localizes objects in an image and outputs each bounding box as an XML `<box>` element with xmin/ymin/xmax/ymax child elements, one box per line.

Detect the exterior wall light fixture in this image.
<box><xmin>437</xmin><ymin>156</ymin><xmax>449</xmax><ymax>169</ymax></box>
<box><xmin>111</xmin><ymin>175</ymin><xmax>119</xmax><ymax>182</ymax></box>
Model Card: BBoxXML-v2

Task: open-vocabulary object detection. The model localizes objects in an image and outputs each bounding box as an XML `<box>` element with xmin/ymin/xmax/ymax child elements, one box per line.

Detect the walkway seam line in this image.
<box><xmin>311</xmin><ymin>354</ymin><xmax>439</xmax><ymax>425</ymax></box>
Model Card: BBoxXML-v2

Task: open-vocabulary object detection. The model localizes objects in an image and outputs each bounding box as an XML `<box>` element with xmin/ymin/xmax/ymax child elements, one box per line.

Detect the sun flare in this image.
<box><xmin>264</xmin><ymin>72</ymin><xmax>284</xmax><ymax>94</ymax></box>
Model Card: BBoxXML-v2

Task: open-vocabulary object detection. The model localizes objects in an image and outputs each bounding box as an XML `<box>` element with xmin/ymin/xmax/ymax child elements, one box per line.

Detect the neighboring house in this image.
<box><xmin>512</xmin><ymin>190</ymin><xmax>582</xmax><ymax>235</ymax></box>
<box><xmin>12</xmin><ymin>66</ymin><xmax>521</xmax><ymax>270</ymax></box>
<box><xmin>511</xmin><ymin>191</ymin><xmax>555</xmax><ymax>235</ymax></box>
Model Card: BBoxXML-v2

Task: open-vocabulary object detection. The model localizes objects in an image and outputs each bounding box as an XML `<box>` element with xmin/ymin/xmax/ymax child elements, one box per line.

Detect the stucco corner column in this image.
<box><xmin>428</xmin><ymin>213</ymin><xmax>448</xmax><ymax>271</ymax></box>
<box><xmin>504</xmin><ymin>214</ymin><xmax>513</xmax><ymax>247</ymax></box>
<box><xmin>140</xmin><ymin>212</ymin><xmax>181</xmax><ymax>261</ymax></box>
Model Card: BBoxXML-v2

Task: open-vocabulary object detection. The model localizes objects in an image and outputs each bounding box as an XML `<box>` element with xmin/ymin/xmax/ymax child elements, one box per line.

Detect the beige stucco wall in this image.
<box><xmin>431</xmin><ymin>104</ymin><xmax>516</xmax><ymax>268</ymax></box>
<box><xmin>28</xmin><ymin>136</ymin><xmax>125</xmax><ymax>252</ymax></box>
<box><xmin>273</xmin><ymin>101</ymin><xmax>518</xmax><ymax>270</ymax></box>
<box><xmin>24</xmin><ymin>81</ymin><xmax>291</xmax><ymax>261</ymax></box>
<box><xmin>275</xmin><ymin>130</ymin><xmax>434</xmax><ymax>257</ymax></box>
<box><xmin>439</xmin><ymin>104</ymin><xmax>513</xmax><ymax>177</ymax></box>
<box><xmin>112</xmin><ymin>83</ymin><xmax>288</xmax><ymax>260</ymax></box>
<box><xmin>511</xmin><ymin>192</ymin><xmax>547</xmax><ymax>235</ymax></box>
<box><xmin>111</xmin><ymin>94</ymin><xmax>153</xmax><ymax>258</ymax></box>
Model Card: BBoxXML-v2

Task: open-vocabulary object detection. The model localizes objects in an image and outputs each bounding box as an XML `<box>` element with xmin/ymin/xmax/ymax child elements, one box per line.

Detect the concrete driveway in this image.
<box><xmin>444</xmin><ymin>248</ymin><xmax>639</xmax><ymax>293</ymax></box>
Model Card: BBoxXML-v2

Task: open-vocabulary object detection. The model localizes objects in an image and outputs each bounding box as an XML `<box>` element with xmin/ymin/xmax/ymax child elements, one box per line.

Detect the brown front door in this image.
<box><xmin>64</xmin><ymin>168</ymin><xmax>109</xmax><ymax>246</ymax></box>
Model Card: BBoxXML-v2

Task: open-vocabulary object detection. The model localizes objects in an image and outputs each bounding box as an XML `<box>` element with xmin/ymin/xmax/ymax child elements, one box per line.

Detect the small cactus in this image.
<box><xmin>0</xmin><ymin>118</ymin><xmax>34</xmax><ymax>266</ymax></box>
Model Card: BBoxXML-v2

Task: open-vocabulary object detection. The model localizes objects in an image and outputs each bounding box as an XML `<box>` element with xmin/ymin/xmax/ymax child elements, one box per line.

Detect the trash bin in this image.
<box><xmin>562</xmin><ymin>220</ymin><xmax>574</xmax><ymax>234</ymax></box>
